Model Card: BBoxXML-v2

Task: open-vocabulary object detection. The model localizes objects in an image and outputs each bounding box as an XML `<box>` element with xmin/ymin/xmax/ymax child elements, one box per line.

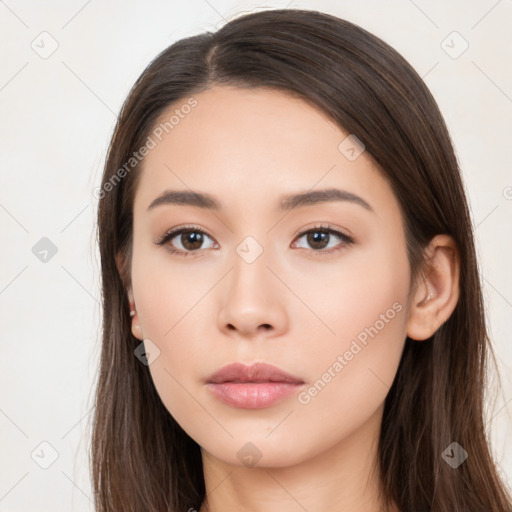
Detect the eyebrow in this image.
<box><xmin>147</xmin><ymin>188</ymin><xmax>374</xmax><ymax>213</ymax></box>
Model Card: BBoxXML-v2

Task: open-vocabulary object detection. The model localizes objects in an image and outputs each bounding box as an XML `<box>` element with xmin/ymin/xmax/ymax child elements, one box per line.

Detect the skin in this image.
<box><xmin>118</xmin><ymin>85</ymin><xmax>460</xmax><ymax>512</ymax></box>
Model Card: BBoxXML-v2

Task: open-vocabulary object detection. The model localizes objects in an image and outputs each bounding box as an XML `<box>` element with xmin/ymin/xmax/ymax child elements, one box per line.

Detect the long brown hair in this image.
<box><xmin>91</xmin><ymin>8</ymin><xmax>512</xmax><ymax>511</ymax></box>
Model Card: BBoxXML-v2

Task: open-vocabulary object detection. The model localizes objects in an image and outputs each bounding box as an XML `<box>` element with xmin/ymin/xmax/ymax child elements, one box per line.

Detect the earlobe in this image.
<box><xmin>406</xmin><ymin>235</ymin><xmax>460</xmax><ymax>341</ymax></box>
<box><xmin>131</xmin><ymin>321</ymin><xmax>143</xmax><ymax>341</ymax></box>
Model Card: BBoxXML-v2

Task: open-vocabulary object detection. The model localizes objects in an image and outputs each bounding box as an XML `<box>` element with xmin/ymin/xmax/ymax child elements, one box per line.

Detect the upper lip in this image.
<box><xmin>207</xmin><ymin>362</ymin><xmax>304</xmax><ymax>384</ymax></box>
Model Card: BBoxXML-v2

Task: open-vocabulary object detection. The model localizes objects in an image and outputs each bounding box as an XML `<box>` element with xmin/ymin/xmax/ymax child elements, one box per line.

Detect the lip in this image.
<box><xmin>206</xmin><ymin>362</ymin><xmax>305</xmax><ymax>409</ymax></box>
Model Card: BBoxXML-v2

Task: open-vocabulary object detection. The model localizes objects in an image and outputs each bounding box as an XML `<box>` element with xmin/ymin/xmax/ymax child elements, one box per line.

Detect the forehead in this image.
<box><xmin>133</xmin><ymin>85</ymin><xmax>396</xmax><ymax>218</ymax></box>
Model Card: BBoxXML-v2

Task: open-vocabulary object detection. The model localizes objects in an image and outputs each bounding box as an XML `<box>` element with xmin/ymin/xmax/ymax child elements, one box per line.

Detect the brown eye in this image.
<box><xmin>292</xmin><ymin>225</ymin><xmax>354</xmax><ymax>255</ymax></box>
<box><xmin>156</xmin><ymin>226</ymin><xmax>217</xmax><ymax>256</ymax></box>
<box><xmin>179</xmin><ymin>230</ymin><xmax>205</xmax><ymax>251</ymax></box>
<box><xmin>305</xmin><ymin>230</ymin><xmax>330</xmax><ymax>250</ymax></box>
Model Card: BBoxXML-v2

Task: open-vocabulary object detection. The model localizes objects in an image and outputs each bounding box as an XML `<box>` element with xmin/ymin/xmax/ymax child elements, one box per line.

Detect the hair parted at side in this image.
<box><xmin>91</xmin><ymin>8</ymin><xmax>512</xmax><ymax>512</ymax></box>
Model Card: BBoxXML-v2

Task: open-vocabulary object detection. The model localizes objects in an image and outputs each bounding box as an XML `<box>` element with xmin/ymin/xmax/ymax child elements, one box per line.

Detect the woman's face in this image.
<box><xmin>127</xmin><ymin>85</ymin><xmax>413</xmax><ymax>467</ymax></box>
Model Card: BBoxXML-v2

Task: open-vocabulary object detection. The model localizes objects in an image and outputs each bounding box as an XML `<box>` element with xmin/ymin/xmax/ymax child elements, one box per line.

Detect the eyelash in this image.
<box><xmin>155</xmin><ymin>223</ymin><xmax>355</xmax><ymax>258</ymax></box>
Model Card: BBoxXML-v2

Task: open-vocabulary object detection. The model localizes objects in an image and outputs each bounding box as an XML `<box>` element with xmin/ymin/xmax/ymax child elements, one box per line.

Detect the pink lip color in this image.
<box><xmin>207</xmin><ymin>382</ymin><xmax>303</xmax><ymax>409</ymax></box>
<box><xmin>205</xmin><ymin>362</ymin><xmax>305</xmax><ymax>409</ymax></box>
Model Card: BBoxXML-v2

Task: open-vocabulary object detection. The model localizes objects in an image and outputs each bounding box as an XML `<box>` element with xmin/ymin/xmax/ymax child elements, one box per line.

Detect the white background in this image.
<box><xmin>1</xmin><ymin>0</ymin><xmax>511</xmax><ymax>510</ymax></box>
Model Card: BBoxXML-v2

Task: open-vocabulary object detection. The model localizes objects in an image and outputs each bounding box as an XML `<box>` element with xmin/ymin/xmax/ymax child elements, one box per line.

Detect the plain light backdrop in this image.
<box><xmin>1</xmin><ymin>0</ymin><xmax>511</xmax><ymax>510</ymax></box>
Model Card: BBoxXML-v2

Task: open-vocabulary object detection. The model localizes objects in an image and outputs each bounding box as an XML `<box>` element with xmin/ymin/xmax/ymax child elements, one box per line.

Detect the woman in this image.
<box><xmin>91</xmin><ymin>8</ymin><xmax>512</xmax><ymax>512</ymax></box>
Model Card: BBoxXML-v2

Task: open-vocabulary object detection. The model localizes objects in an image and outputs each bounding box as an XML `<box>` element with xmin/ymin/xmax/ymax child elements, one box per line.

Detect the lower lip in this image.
<box><xmin>206</xmin><ymin>382</ymin><xmax>303</xmax><ymax>409</ymax></box>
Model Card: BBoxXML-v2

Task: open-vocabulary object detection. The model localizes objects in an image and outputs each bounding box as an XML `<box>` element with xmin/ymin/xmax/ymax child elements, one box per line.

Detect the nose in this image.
<box><xmin>216</xmin><ymin>247</ymin><xmax>289</xmax><ymax>340</ymax></box>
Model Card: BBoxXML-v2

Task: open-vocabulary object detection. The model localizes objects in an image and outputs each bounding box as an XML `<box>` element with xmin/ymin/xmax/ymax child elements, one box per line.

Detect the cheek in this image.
<box><xmin>299</xmin><ymin>297</ymin><xmax>407</xmax><ymax>411</ymax></box>
<box><xmin>285</xmin><ymin>270</ymin><xmax>408</xmax><ymax>461</ymax></box>
<box><xmin>287</xmin><ymin>233</ymin><xmax>410</xmax><ymax>433</ymax></box>
<box><xmin>130</xmin><ymin>232</ymin><xmax>211</xmax><ymax>344</ymax></box>
<box><xmin>130</xmin><ymin>245</ymin><xmax>217</xmax><ymax>426</ymax></box>
<box><xmin>290</xmin><ymin>225</ymin><xmax>410</xmax><ymax>364</ymax></box>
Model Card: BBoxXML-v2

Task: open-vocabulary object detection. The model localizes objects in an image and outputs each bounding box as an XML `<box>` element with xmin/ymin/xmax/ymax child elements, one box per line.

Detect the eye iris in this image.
<box><xmin>182</xmin><ymin>231</ymin><xmax>203</xmax><ymax>250</ymax></box>
<box><xmin>308</xmin><ymin>230</ymin><xmax>329</xmax><ymax>249</ymax></box>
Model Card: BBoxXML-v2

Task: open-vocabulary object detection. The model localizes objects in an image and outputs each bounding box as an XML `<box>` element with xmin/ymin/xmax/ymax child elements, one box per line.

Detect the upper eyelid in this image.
<box><xmin>293</xmin><ymin>224</ymin><xmax>352</xmax><ymax>240</ymax></box>
<box><xmin>159</xmin><ymin>225</ymin><xmax>214</xmax><ymax>243</ymax></box>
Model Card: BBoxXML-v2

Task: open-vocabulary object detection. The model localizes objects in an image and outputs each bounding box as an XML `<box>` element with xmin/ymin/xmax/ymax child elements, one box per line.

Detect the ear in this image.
<box><xmin>116</xmin><ymin>252</ymin><xmax>143</xmax><ymax>340</ymax></box>
<box><xmin>406</xmin><ymin>234</ymin><xmax>460</xmax><ymax>341</ymax></box>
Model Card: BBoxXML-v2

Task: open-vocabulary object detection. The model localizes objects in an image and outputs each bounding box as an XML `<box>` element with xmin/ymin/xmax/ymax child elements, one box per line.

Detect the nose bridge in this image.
<box><xmin>229</xmin><ymin>232</ymin><xmax>273</xmax><ymax>299</ymax></box>
<box><xmin>217</xmin><ymin>231</ymin><xmax>287</xmax><ymax>336</ymax></box>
